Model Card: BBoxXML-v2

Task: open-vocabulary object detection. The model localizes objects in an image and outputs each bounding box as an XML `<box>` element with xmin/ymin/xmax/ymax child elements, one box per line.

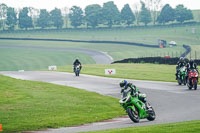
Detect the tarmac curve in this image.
<box><xmin>1</xmin><ymin>71</ymin><xmax>200</xmax><ymax>133</ymax></box>
<box><xmin>0</xmin><ymin>45</ymin><xmax>113</xmax><ymax>64</ymax></box>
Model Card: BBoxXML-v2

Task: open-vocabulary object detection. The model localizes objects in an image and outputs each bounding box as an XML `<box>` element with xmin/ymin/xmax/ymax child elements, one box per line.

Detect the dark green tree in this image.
<box><xmin>157</xmin><ymin>4</ymin><xmax>175</xmax><ymax>24</ymax></box>
<box><xmin>175</xmin><ymin>5</ymin><xmax>193</xmax><ymax>23</ymax></box>
<box><xmin>37</xmin><ymin>9</ymin><xmax>50</xmax><ymax>29</ymax></box>
<box><xmin>50</xmin><ymin>8</ymin><xmax>63</xmax><ymax>29</ymax></box>
<box><xmin>19</xmin><ymin>7</ymin><xmax>33</xmax><ymax>30</ymax></box>
<box><xmin>121</xmin><ymin>4</ymin><xmax>135</xmax><ymax>26</ymax></box>
<box><xmin>69</xmin><ymin>6</ymin><xmax>84</xmax><ymax>28</ymax></box>
<box><xmin>85</xmin><ymin>4</ymin><xmax>102</xmax><ymax>28</ymax></box>
<box><xmin>139</xmin><ymin>2</ymin><xmax>152</xmax><ymax>26</ymax></box>
<box><xmin>102</xmin><ymin>1</ymin><xmax>120</xmax><ymax>28</ymax></box>
<box><xmin>6</xmin><ymin>7</ymin><xmax>17</xmax><ymax>30</ymax></box>
<box><xmin>0</xmin><ymin>3</ymin><xmax>8</xmax><ymax>30</ymax></box>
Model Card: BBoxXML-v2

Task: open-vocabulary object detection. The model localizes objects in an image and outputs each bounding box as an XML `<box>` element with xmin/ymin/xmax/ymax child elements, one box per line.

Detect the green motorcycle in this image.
<box><xmin>177</xmin><ymin>66</ymin><xmax>186</xmax><ymax>85</ymax></box>
<box><xmin>119</xmin><ymin>91</ymin><xmax>156</xmax><ymax>123</ymax></box>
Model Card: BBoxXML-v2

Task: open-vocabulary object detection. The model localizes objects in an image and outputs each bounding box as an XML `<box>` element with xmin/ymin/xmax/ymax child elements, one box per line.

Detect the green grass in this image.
<box><xmin>58</xmin><ymin>63</ymin><xmax>176</xmax><ymax>82</ymax></box>
<box><xmin>0</xmin><ymin>39</ymin><xmax>184</xmax><ymax>71</ymax></box>
<box><xmin>1</xmin><ymin>24</ymin><xmax>200</xmax><ymax>59</ymax></box>
<box><xmin>1</xmin><ymin>25</ymin><xmax>200</xmax><ymax>44</ymax></box>
<box><xmin>0</xmin><ymin>24</ymin><xmax>200</xmax><ymax>71</ymax></box>
<box><xmin>1</xmin><ymin>25</ymin><xmax>200</xmax><ymax>46</ymax></box>
<box><xmin>0</xmin><ymin>75</ymin><xmax>124</xmax><ymax>132</ymax></box>
<box><xmin>83</xmin><ymin>120</ymin><xmax>200</xmax><ymax>133</ymax></box>
<box><xmin>0</xmin><ymin>47</ymin><xmax>95</xmax><ymax>71</ymax></box>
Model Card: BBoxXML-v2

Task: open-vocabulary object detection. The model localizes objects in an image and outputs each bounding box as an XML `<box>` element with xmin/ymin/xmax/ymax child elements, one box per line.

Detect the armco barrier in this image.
<box><xmin>113</xmin><ymin>57</ymin><xmax>200</xmax><ymax>65</ymax></box>
<box><xmin>0</xmin><ymin>37</ymin><xmax>158</xmax><ymax>48</ymax></box>
<box><xmin>113</xmin><ymin>57</ymin><xmax>179</xmax><ymax>65</ymax></box>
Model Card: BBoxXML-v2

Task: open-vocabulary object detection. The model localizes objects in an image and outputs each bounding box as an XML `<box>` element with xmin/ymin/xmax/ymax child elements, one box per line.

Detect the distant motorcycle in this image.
<box><xmin>177</xmin><ymin>66</ymin><xmax>186</xmax><ymax>85</ymax></box>
<box><xmin>119</xmin><ymin>91</ymin><xmax>156</xmax><ymax>123</ymax></box>
<box><xmin>74</xmin><ymin>65</ymin><xmax>81</xmax><ymax>76</ymax></box>
<box><xmin>187</xmin><ymin>69</ymin><xmax>199</xmax><ymax>90</ymax></box>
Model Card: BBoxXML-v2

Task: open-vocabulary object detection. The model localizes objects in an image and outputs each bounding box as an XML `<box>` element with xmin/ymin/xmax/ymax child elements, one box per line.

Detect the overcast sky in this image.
<box><xmin>1</xmin><ymin>0</ymin><xmax>199</xmax><ymax>11</ymax></box>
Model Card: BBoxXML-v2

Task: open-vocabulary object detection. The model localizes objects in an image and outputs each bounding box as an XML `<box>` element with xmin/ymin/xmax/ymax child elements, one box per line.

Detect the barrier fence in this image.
<box><xmin>113</xmin><ymin>57</ymin><xmax>200</xmax><ymax>65</ymax></box>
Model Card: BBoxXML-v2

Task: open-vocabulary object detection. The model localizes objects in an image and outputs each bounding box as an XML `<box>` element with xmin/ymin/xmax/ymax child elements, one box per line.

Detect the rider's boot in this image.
<box><xmin>145</xmin><ymin>103</ymin><xmax>152</xmax><ymax>113</ymax></box>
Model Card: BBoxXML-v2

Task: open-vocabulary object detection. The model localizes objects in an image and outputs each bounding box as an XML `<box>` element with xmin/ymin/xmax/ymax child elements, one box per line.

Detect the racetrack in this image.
<box><xmin>0</xmin><ymin>45</ymin><xmax>113</xmax><ymax>64</ymax></box>
<box><xmin>1</xmin><ymin>71</ymin><xmax>200</xmax><ymax>133</ymax></box>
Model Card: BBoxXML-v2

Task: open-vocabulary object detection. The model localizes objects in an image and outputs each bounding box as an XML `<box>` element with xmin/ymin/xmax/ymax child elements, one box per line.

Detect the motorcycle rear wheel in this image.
<box><xmin>127</xmin><ymin>107</ymin><xmax>139</xmax><ymax>123</ymax></box>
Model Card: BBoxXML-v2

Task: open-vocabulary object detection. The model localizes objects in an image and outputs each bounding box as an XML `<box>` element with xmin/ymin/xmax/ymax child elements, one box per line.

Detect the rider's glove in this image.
<box><xmin>135</xmin><ymin>92</ymin><xmax>139</xmax><ymax>97</ymax></box>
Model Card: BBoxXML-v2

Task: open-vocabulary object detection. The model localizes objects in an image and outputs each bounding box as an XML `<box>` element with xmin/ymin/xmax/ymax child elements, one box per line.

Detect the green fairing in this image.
<box><xmin>119</xmin><ymin>91</ymin><xmax>156</xmax><ymax>122</ymax></box>
<box><xmin>132</xmin><ymin>97</ymin><xmax>148</xmax><ymax>118</ymax></box>
<box><xmin>180</xmin><ymin>68</ymin><xmax>186</xmax><ymax>80</ymax></box>
<box><xmin>135</xmin><ymin>87</ymin><xmax>139</xmax><ymax>92</ymax></box>
<box><xmin>177</xmin><ymin>66</ymin><xmax>186</xmax><ymax>85</ymax></box>
<box><xmin>120</xmin><ymin>93</ymin><xmax>148</xmax><ymax>118</ymax></box>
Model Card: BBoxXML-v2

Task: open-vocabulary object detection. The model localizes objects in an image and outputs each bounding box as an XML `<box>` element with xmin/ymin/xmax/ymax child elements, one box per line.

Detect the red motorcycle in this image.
<box><xmin>187</xmin><ymin>69</ymin><xmax>199</xmax><ymax>90</ymax></box>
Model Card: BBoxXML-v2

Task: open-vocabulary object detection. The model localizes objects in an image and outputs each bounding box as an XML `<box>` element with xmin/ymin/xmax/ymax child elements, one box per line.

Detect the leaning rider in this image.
<box><xmin>73</xmin><ymin>58</ymin><xmax>82</xmax><ymax>72</ymax></box>
<box><xmin>175</xmin><ymin>57</ymin><xmax>186</xmax><ymax>80</ymax></box>
<box><xmin>186</xmin><ymin>59</ymin><xmax>199</xmax><ymax>79</ymax></box>
<box><xmin>119</xmin><ymin>80</ymin><xmax>150</xmax><ymax>110</ymax></box>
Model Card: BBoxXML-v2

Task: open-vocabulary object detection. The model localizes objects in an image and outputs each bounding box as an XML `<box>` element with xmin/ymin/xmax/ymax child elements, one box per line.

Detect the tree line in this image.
<box><xmin>0</xmin><ymin>0</ymin><xmax>195</xmax><ymax>31</ymax></box>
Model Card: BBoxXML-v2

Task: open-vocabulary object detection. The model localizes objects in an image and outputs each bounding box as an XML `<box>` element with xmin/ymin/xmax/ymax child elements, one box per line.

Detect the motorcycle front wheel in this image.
<box><xmin>184</xmin><ymin>78</ymin><xmax>186</xmax><ymax>85</ymax></box>
<box><xmin>127</xmin><ymin>107</ymin><xmax>139</xmax><ymax>123</ymax></box>
<box><xmin>147</xmin><ymin>106</ymin><xmax>156</xmax><ymax>121</ymax></box>
<box><xmin>178</xmin><ymin>78</ymin><xmax>182</xmax><ymax>85</ymax></box>
<box><xmin>194</xmin><ymin>80</ymin><xmax>197</xmax><ymax>90</ymax></box>
<box><xmin>187</xmin><ymin>79</ymin><xmax>192</xmax><ymax>90</ymax></box>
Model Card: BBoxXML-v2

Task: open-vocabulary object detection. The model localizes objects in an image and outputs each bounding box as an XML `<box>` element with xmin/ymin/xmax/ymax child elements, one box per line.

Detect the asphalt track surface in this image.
<box><xmin>1</xmin><ymin>71</ymin><xmax>200</xmax><ymax>133</ymax></box>
<box><xmin>0</xmin><ymin>45</ymin><xmax>113</xmax><ymax>64</ymax></box>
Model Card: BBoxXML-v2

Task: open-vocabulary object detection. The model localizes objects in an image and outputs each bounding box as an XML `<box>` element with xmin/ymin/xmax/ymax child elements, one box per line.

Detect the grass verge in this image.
<box><xmin>58</xmin><ymin>63</ymin><xmax>176</xmax><ymax>82</ymax></box>
<box><xmin>0</xmin><ymin>39</ymin><xmax>184</xmax><ymax>71</ymax></box>
<box><xmin>0</xmin><ymin>75</ymin><xmax>124</xmax><ymax>132</ymax></box>
<box><xmin>0</xmin><ymin>47</ymin><xmax>95</xmax><ymax>71</ymax></box>
<box><xmin>0</xmin><ymin>24</ymin><xmax>200</xmax><ymax>60</ymax></box>
<box><xmin>83</xmin><ymin>120</ymin><xmax>200</xmax><ymax>133</ymax></box>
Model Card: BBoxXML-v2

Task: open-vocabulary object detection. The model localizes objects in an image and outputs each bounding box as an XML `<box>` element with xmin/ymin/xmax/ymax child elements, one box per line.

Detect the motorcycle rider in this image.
<box><xmin>184</xmin><ymin>57</ymin><xmax>189</xmax><ymax>64</ymax></box>
<box><xmin>119</xmin><ymin>80</ymin><xmax>150</xmax><ymax>111</ymax></box>
<box><xmin>186</xmin><ymin>59</ymin><xmax>199</xmax><ymax>79</ymax></box>
<box><xmin>175</xmin><ymin>57</ymin><xmax>186</xmax><ymax>80</ymax></box>
<box><xmin>73</xmin><ymin>58</ymin><xmax>82</xmax><ymax>72</ymax></box>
